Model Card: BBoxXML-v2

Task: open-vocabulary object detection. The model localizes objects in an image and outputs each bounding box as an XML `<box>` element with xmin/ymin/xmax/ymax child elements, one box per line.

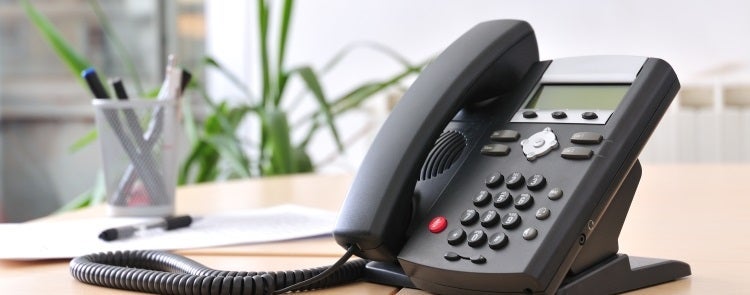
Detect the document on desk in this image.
<box><xmin>0</xmin><ymin>205</ymin><xmax>336</xmax><ymax>260</ymax></box>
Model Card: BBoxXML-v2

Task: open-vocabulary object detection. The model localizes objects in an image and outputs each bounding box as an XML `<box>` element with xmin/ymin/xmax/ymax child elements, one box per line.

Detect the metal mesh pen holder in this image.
<box><xmin>93</xmin><ymin>98</ymin><xmax>179</xmax><ymax>217</ymax></box>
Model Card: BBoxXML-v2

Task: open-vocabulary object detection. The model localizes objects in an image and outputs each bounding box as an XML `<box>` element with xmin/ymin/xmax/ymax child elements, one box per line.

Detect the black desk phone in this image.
<box><xmin>70</xmin><ymin>20</ymin><xmax>689</xmax><ymax>294</ymax></box>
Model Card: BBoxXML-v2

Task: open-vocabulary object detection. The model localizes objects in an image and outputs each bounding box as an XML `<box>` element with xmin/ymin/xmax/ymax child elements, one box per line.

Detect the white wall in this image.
<box><xmin>205</xmin><ymin>0</ymin><xmax>750</xmax><ymax>171</ymax></box>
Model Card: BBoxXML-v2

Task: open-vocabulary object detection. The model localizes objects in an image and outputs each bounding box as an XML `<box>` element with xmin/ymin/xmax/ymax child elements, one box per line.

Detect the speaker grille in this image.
<box><xmin>420</xmin><ymin>131</ymin><xmax>467</xmax><ymax>181</ymax></box>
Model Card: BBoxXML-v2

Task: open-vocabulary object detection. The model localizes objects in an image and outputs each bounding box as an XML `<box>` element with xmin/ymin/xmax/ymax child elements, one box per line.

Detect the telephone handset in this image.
<box><xmin>333</xmin><ymin>19</ymin><xmax>539</xmax><ymax>262</ymax></box>
<box><xmin>68</xmin><ymin>19</ymin><xmax>690</xmax><ymax>295</ymax></box>
<box><xmin>334</xmin><ymin>19</ymin><xmax>690</xmax><ymax>294</ymax></box>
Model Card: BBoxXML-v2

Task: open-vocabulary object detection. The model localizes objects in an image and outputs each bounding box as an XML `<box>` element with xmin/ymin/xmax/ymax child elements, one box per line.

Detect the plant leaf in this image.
<box><xmin>261</xmin><ymin>109</ymin><xmax>295</xmax><ymax>175</ymax></box>
<box><xmin>22</xmin><ymin>0</ymin><xmax>91</xmax><ymax>88</ymax></box>
<box><xmin>275</xmin><ymin>0</ymin><xmax>294</xmax><ymax>104</ymax></box>
<box><xmin>257</xmin><ymin>0</ymin><xmax>272</xmax><ymax>105</ymax></box>
<box><xmin>292</xmin><ymin>147</ymin><xmax>313</xmax><ymax>173</ymax></box>
<box><xmin>56</xmin><ymin>171</ymin><xmax>106</xmax><ymax>212</ymax></box>
<box><xmin>203</xmin><ymin>56</ymin><xmax>255</xmax><ymax>101</ymax></box>
<box><xmin>86</xmin><ymin>0</ymin><xmax>144</xmax><ymax>95</ymax></box>
<box><xmin>68</xmin><ymin>129</ymin><xmax>98</xmax><ymax>153</ymax></box>
<box><xmin>292</xmin><ymin>66</ymin><xmax>344</xmax><ymax>151</ymax></box>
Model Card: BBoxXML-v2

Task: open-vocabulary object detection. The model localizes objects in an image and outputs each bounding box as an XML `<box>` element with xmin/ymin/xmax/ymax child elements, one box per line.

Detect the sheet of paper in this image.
<box><xmin>0</xmin><ymin>204</ymin><xmax>337</xmax><ymax>260</ymax></box>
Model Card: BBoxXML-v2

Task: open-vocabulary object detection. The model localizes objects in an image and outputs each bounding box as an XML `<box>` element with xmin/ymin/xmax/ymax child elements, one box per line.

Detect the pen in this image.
<box><xmin>98</xmin><ymin>215</ymin><xmax>194</xmax><ymax>241</ymax></box>
<box><xmin>82</xmin><ymin>67</ymin><xmax>110</xmax><ymax>99</ymax></box>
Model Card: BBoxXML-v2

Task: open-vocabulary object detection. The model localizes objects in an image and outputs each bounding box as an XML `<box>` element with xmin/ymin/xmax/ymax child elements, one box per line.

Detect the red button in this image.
<box><xmin>428</xmin><ymin>216</ymin><xmax>448</xmax><ymax>233</ymax></box>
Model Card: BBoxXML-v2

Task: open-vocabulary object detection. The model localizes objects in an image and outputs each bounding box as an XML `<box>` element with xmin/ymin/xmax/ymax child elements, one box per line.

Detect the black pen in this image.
<box><xmin>98</xmin><ymin>215</ymin><xmax>194</xmax><ymax>241</ymax></box>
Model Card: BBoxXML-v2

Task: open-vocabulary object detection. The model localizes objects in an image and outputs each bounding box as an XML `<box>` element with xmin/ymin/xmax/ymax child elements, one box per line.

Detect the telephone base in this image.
<box><xmin>364</xmin><ymin>253</ymin><xmax>690</xmax><ymax>294</ymax></box>
<box><xmin>364</xmin><ymin>261</ymin><xmax>416</xmax><ymax>289</ymax></box>
<box><xmin>557</xmin><ymin>253</ymin><xmax>690</xmax><ymax>295</ymax></box>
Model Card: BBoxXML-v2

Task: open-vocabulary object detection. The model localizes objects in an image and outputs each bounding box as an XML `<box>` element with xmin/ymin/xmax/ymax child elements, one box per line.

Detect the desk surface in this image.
<box><xmin>1</xmin><ymin>164</ymin><xmax>748</xmax><ymax>294</ymax></box>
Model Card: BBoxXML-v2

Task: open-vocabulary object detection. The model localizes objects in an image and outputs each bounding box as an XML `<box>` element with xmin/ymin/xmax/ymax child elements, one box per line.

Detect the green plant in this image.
<box><xmin>22</xmin><ymin>0</ymin><xmax>423</xmax><ymax>207</ymax></box>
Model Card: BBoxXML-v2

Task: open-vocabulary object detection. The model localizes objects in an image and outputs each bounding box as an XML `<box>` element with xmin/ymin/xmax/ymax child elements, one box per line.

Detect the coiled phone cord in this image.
<box><xmin>69</xmin><ymin>246</ymin><xmax>366</xmax><ymax>294</ymax></box>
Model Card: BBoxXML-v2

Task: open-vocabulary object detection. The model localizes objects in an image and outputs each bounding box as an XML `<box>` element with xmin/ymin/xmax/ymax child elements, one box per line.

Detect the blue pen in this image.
<box><xmin>82</xmin><ymin>67</ymin><xmax>111</xmax><ymax>99</ymax></box>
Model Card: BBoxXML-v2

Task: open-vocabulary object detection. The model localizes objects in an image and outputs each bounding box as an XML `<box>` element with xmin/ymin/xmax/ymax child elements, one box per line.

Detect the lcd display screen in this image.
<box><xmin>525</xmin><ymin>84</ymin><xmax>630</xmax><ymax>110</ymax></box>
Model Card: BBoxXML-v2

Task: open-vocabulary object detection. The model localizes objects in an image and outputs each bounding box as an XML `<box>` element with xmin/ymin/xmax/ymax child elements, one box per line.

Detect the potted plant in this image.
<box><xmin>23</xmin><ymin>0</ymin><xmax>425</xmax><ymax>208</ymax></box>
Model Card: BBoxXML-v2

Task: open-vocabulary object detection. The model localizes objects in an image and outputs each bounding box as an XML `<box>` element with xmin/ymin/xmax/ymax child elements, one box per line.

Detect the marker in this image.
<box><xmin>98</xmin><ymin>215</ymin><xmax>194</xmax><ymax>241</ymax></box>
<box><xmin>110</xmin><ymin>78</ymin><xmax>129</xmax><ymax>100</ymax></box>
<box><xmin>82</xmin><ymin>67</ymin><xmax>110</xmax><ymax>99</ymax></box>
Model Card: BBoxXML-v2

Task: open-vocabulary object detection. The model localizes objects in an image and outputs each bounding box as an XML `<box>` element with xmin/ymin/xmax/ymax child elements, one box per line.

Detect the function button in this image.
<box><xmin>490</xmin><ymin>130</ymin><xmax>520</xmax><ymax>142</ymax></box>
<box><xmin>522</xmin><ymin>111</ymin><xmax>538</xmax><ymax>118</ymax></box>
<box><xmin>444</xmin><ymin>251</ymin><xmax>461</xmax><ymax>261</ymax></box>
<box><xmin>485</xmin><ymin>172</ymin><xmax>504</xmax><ymax>188</ymax></box>
<box><xmin>551</xmin><ymin>111</ymin><xmax>567</xmax><ymax>119</ymax></box>
<box><xmin>467</xmin><ymin>230</ymin><xmax>488</xmax><ymax>247</ymax></box>
<box><xmin>460</xmin><ymin>209</ymin><xmax>479</xmax><ymax>226</ymax></box>
<box><xmin>506</xmin><ymin>172</ymin><xmax>525</xmax><ymax>189</ymax></box>
<box><xmin>582</xmin><ymin>112</ymin><xmax>598</xmax><ymax>120</ymax></box>
<box><xmin>473</xmin><ymin>190</ymin><xmax>493</xmax><ymax>207</ymax></box>
<box><xmin>493</xmin><ymin>191</ymin><xmax>513</xmax><ymax>208</ymax></box>
<box><xmin>520</xmin><ymin>127</ymin><xmax>559</xmax><ymax>161</ymax></box>
<box><xmin>535</xmin><ymin>207</ymin><xmax>551</xmax><ymax>220</ymax></box>
<box><xmin>501</xmin><ymin>212</ymin><xmax>522</xmax><ymax>229</ymax></box>
<box><xmin>480</xmin><ymin>144</ymin><xmax>510</xmax><ymax>156</ymax></box>
<box><xmin>522</xmin><ymin>227</ymin><xmax>539</xmax><ymax>240</ymax></box>
<box><xmin>447</xmin><ymin>229</ymin><xmax>467</xmax><ymax>245</ymax></box>
<box><xmin>527</xmin><ymin>174</ymin><xmax>546</xmax><ymax>191</ymax></box>
<box><xmin>470</xmin><ymin>255</ymin><xmax>487</xmax><ymax>264</ymax></box>
<box><xmin>480</xmin><ymin>210</ymin><xmax>500</xmax><ymax>227</ymax></box>
<box><xmin>488</xmin><ymin>232</ymin><xmax>509</xmax><ymax>250</ymax></box>
<box><xmin>514</xmin><ymin>193</ymin><xmax>534</xmax><ymax>210</ymax></box>
<box><xmin>428</xmin><ymin>216</ymin><xmax>448</xmax><ymax>233</ymax></box>
<box><xmin>561</xmin><ymin>147</ymin><xmax>594</xmax><ymax>159</ymax></box>
<box><xmin>548</xmin><ymin>188</ymin><xmax>564</xmax><ymax>200</ymax></box>
<box><xmin>570</xmin><ymin>132</ymin><xmax>603</xmax><ymax>144</ymax></box>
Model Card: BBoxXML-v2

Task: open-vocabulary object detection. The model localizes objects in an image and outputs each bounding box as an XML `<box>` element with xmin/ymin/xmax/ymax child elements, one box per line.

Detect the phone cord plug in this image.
<box><xmin>69</xmin><ymin>246</ymin><xmax>366</xmax><ymax>294</ymax></box>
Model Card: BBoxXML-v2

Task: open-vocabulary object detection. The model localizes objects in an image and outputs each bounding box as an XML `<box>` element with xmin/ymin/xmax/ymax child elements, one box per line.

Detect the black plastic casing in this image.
<box><xmin>396</xmin><ymin>58</ymin><xmax>679</xmax><ymax>294</ymax></box>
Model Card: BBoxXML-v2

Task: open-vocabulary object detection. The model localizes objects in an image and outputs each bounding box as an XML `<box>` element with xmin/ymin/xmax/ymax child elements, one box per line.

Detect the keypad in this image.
<box><xmin>444</xmin><ymin>171</ymin><xmax>559</xmax><ymax>259</ymax></box>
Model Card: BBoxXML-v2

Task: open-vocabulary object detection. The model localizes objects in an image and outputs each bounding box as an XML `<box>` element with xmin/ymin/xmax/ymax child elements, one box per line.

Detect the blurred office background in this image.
<box><xmin>1</xmin><ymin>0</ymin><xmax>749</xmax><ymax>222</ymax></box>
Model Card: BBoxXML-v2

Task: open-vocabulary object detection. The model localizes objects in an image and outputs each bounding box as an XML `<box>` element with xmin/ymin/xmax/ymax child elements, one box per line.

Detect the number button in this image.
<box><xmin>501</xmin><ymin>212</ymin><xmax>521</xmax><ymax>229</ymax></box>
<box><xmin>488</xmin><ymin>232</ymin><xmax>509</xmax><ymax>250</ymax></box>
<box><xmin>473</xmin><ymin>190</ymin><xmax>492</xmax><ymax>207</ymax></box>
<box><xmin>460</xmin><ymin>209</ymin><xmax>479</xmax><ymax>225</ymax></box>
<box><xmin>493</xmin><ymin>191</ymin><xmax>513</xmax><ymax>208</ymax></box>
<box><xmin>447</xmin><ymin>229</ymin><xmax>466</xmax><ymax>245</ymax></box>
<box><xmin>467</xmin><ymin>230</ymin><xmax>488</xmax><ymax>247</ymax></box>
<box><xmin>480</xmin><ymin>210</ymin><xmax>500</xmax><ymax>227</ymax></box>
<box><xmin>527</xmin><ymin>174</ymin><xmax>546</xmax><ymax>191</ymax></box>
<box><xmin>506</xmin><ymin>172</ymin><xmax>525</xmax><ymax>189</ymax></box>
<box><xmin>485</xmin><ymin>172</ymin><xmax>504</xmax><ymax>188</ymax></box>
<box><xmin>514</xmin><ymin>193</ymin><xmax>534</xmax><ymax>210</ymax></box>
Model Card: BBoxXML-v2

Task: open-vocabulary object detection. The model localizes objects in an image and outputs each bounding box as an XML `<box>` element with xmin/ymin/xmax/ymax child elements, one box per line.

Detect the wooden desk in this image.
<box><xmin>1</xmin><ymin>164</ymin><xmax>748</xmax><ymax>294</ymax></box>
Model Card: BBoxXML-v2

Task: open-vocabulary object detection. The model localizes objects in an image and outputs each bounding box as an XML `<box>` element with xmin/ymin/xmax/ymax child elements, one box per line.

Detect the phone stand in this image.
<box><xmin>364</xmin><ymin>160</ymin><xmax>691</xmax><ymax>294</ymax></box>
